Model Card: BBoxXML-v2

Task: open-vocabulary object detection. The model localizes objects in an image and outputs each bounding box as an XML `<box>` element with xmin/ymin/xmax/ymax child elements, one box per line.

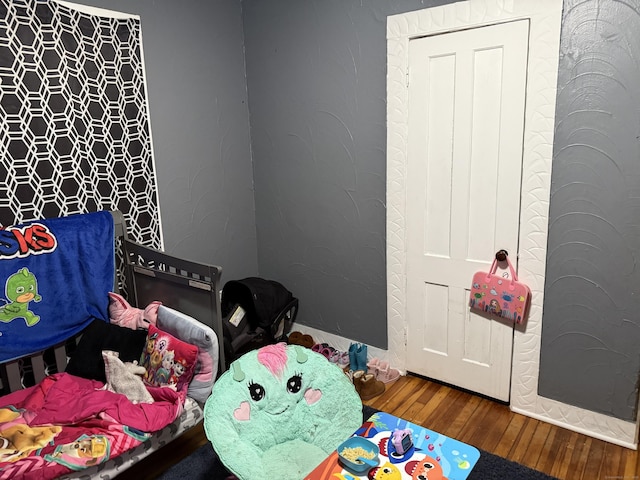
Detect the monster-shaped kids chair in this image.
<box><xmin>204</xmin><ymin>343</ymin><xmax>362</xmax><ymax>480</ymax></box>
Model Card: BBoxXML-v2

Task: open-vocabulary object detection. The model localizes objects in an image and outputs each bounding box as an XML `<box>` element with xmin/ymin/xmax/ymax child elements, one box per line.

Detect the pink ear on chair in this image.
<box><xmin>108</xmin><ymin>292</ymin><xmax>160</xmax><ymax>330</ymax></box>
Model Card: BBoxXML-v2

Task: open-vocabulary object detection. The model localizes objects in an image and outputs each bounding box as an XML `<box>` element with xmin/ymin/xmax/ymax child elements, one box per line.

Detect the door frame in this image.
<box><xmin>386</xmin><ymin>0</ymin><xmax>637</xmax><ymax>448</ymax></box>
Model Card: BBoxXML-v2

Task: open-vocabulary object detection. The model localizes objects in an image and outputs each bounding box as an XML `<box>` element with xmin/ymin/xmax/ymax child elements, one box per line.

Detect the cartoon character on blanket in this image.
<box><xmin>0</xmin><ymin>405</ymin><xmax>113</xmax><ymax>468</ymax></box>
<box><xmin>0</xmin><ymin>368</ymin><xmax>184</xmax><ymax>479</ymax></box>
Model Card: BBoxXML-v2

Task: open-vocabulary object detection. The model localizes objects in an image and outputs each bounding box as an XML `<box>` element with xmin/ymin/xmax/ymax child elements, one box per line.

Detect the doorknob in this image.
<box><xmin>495</xmin><ymin>249</ymin><xmax>508</xmax><ymax>262</ymax></box>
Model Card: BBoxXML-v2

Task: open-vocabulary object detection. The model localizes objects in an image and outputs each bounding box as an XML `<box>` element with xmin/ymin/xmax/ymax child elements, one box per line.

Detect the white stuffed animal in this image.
<box><xmin>102</xmin><ymin>350</ymin><xmax>154</xmax><ymax>404</ymax></box>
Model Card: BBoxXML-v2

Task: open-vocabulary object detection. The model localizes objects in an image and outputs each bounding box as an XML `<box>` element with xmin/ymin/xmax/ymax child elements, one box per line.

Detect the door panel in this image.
<box><xmin>405</xmin><ymin>20</ymin><xmax>529</xmax><ymax>401</ymax></box>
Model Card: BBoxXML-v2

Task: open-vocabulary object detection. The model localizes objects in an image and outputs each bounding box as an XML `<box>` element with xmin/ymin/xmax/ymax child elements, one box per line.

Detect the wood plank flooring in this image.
<box><xmin>119</xmin><ymin>373</ymin><xmax>640</xmax><ymax>479</ymax></box>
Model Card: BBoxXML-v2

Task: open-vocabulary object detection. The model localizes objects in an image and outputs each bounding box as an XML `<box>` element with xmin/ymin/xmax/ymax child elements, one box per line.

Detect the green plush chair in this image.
<box><xmin>204</xmin><ymin>343</ymin><xmax>362</xmax><ymax>480</ymax></box>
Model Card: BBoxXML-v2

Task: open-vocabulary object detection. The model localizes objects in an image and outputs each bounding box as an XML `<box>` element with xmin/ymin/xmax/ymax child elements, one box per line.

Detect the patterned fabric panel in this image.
<box><xmin>57</xmin><ymin>398</ymin><xmax>203</xmax><ymax>480</ymax></box>
<box><xmin>0</xmin><ymin>1</ymin><xmax>161</xmax><ymax>247</ymax></box>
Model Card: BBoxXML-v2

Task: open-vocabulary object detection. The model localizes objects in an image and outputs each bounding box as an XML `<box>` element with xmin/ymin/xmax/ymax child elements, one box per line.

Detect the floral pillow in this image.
<box><xmin>140</xmin><ymin>324</ymin><xmax>198</xmax><ymax>392</ymax></box>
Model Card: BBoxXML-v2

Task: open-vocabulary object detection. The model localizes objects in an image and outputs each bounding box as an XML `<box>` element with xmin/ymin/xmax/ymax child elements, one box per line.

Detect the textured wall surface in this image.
<box><xmin>80</xmin><ymin>0</ymin><xmax>258</xmax><ymax>282</ymax></box>
<box><xmin>242</xmin><ymin>0</ymin><xmax>450</xmax><ymax>348</ymax></box>
<box><xmin>539</xmin><ymin>0</ymin><xmax>640</xmax><ymax>421</ymax></box>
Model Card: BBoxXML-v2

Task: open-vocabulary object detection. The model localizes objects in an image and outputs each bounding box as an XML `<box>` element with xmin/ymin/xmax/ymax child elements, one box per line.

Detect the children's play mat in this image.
<box><xmin>306</xmin><ymin>411</ymin><xmax>480</xmax><ymax>480</ymax></box>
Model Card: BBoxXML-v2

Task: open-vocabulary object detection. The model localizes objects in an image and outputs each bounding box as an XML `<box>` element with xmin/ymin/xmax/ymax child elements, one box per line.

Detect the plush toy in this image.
<box><xmin>107</xmin><ymin>292</ymin><xmax>160</xmax><ymax>330</ymax></box>
<box><xmin>102</xmin><ymin>350</ymin><xmax>154</xmax><ymax>404</ymax></box>
<box><xmin>204</xmin><ymin>343</ymin><xmax>362</xmax><ymax>480</ymax></box>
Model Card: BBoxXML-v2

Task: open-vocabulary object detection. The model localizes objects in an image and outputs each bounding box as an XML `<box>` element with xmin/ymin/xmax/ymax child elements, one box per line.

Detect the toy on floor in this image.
<box><xmin>391</xmin><ymin>428</ymin><xmax>413</xmax><ymax>455</ymax></box>
<box><xmin>204</xmin><ymin>342</ymin><xmax>362</xmax><ymax>480</ymax></box>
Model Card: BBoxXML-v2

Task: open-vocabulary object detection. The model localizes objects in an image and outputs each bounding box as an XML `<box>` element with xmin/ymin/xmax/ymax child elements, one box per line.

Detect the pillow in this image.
<box><xmin>157</xmin><ymin>305</ymin><xmax>219</xmax><ymax>404</ymax></box>
<box><xmin>66</xmin><ymin>320</ymin><xmax>148</xmax><ymax>382</ymax></box>
<box><xmin>108</xmin><ymin>292</ymin><xmax>160</xmax><ymax>330</ymax></box>
<box><xmin>140</xmin><ymin>324</ymin><xmax>198</xmax><ymax>392</ymax></box>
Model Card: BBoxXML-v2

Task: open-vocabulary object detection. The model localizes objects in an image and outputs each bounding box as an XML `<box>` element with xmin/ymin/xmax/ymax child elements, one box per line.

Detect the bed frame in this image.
<box><xmin>0</xmin><ymin>210</ymin><xmax>225</xmax><ymax>395</ymax></box>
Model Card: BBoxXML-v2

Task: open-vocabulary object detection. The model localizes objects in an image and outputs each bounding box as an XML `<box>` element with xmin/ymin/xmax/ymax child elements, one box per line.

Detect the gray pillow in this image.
<box><xmin>157</xmin><ymin>305</ymin><xmax>219</xmax><ymax>404</ymax></box>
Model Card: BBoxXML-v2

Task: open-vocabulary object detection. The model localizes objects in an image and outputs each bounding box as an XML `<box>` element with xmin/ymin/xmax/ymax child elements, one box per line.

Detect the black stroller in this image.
<box><xmin>221</xmin><ymin>277</ymin><xmax>298</xmax><ymax>368</ymax></box>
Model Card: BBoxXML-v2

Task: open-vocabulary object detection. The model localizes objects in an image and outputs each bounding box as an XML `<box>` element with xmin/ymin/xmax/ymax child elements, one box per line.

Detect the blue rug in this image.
<box><xmin>158</xmin><ymin>407</ymin><xmax>558</xmax><ymax>480</ymax></box>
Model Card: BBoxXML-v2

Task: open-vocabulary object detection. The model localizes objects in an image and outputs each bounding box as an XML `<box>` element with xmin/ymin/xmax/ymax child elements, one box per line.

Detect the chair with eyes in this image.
<box><xmin>203</xmin><ymin>343</ymin><xmax>362</xmax><ymax>480</ymax></box>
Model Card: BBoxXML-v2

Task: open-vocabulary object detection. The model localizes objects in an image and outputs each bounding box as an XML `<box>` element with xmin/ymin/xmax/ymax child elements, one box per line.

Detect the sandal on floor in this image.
<box><xmin>312</xmin><ymin>343</ymin><xmax>336</xmax><ymax>359</ymax></box>
<box><xmin>376</xmin><ymin>360</ymin><xmax>389</xmax><ymax>379</ymax></box>
<box><xmin>321</xmin><ymin>346</ymin><xmax>336</xmax><ymax>359</ymax></box>
<box><xmin>329</xmin><ymin>349</ymin><xmax>346</xmax><ymax>363</ymax></box>
<box><xmin>376</xmin><ymin>360</ymin><xmax>401</xmax><ymax>383</ymax></box>
<box><xmin>337</xmin><ymin>351</ymin><xmax>350</xmax><ymax>368</ymax></box>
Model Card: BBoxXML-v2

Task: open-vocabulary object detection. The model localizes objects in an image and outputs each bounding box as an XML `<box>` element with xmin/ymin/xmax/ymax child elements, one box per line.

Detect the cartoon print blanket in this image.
<box><xmin>0</xmin><ymin>211</ymin><xmax>114</xmax><ymax>362</ymax></box>
<box><xmin>0</xmin><ymin>372</ymin><xmax>185</xmax><ymax>479</ymax></box>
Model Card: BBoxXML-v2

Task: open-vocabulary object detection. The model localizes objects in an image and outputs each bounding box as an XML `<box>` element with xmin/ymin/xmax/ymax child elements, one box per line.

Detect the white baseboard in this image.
<box><xmin>510</xmin><ymin>404</ymin><xmax>638</xmax><ymax>450</ymax></box>
<box><xmin>290</xmin><ymin>324</ymin><xmax>404</xmax><ymax>373</ymax></box>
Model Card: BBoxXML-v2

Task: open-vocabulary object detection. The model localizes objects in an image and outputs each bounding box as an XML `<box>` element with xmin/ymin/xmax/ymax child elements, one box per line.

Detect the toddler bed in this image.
<box><xmin>0</xmin><ymin>210</ymin><xmax>224</xmax><ymax>479</ymax></box>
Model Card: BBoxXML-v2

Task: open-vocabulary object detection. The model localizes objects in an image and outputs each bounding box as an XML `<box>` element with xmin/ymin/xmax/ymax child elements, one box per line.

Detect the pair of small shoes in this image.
<box><xmin>288</xmin><ymin>331</ymin><xmax>315</xmax><ymax>349</ymax></box>
<box><xmin>348</xmin><ymin>343</ymin><xmax>368</xmax><ymax>372</ymax></box>
<box><xmin>367</xmin><ymin>357</ymin><xmax>401</xmax><ymax>384</ymax></box>
<box><xmin>353</xmin><ymin>370</ymin><xmax>385</xmax><ymax>400</ymax></box>
<box><xmin>377</xmin><ymin>361</ymin><xmax>401</xmax><ymax>383</ymax></box>
<box><xmin>312</xmin><ymin>343</ymin><xmax>336</xmax><ymax>359</ymax></box>
<box><xmin>329</xmin><ymin>350</ymin><xmax>350</xmax><ymax>368</ymax></box>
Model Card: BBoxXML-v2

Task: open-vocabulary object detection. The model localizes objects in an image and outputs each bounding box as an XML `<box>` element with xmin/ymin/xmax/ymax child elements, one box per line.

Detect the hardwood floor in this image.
<box><xmin>120</xmin><ymin>374</ymin><xmax>640</xmax><ymax>479</ymax></box>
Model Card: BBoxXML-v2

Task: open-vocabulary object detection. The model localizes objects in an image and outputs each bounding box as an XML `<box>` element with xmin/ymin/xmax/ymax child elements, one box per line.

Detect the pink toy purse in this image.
<box><xmin>469</xmin><ymin>251</ymin><xmax>531</xmax><ymax>324</ymax></box>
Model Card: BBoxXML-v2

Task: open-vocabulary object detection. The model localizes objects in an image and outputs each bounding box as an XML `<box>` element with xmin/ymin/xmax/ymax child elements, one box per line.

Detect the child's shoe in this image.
<box><xmin>353</xmin><ymin>370</ymin><xmax>385</xmax><ymax>400</ymax></box>
<box><xmin>355</xmin><ymin>343</ymin><xmax>368</xmax><ymax>372</ymax></box>
<box><xmin>367</xmin><ymin>357</ymin><xmax>380</xmax><ymax>376</ymax></box>
<box><xmin>376</xmin><ymin>360</ymin><xmax>401</xmax><ymax>383</ymax></box>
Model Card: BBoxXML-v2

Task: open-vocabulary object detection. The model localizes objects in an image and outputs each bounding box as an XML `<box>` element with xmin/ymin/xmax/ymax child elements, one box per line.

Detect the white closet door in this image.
<box><xmin>405</xmin><ymin>19</ymin><xmax>529</xmax><ymax>401</ymax></box>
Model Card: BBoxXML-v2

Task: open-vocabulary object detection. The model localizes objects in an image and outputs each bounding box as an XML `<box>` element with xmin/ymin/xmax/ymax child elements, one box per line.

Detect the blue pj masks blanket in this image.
<box><xmin>204</xmin><ymin>343</ymin><xmax>363</xmax><ymax>480</ymax></box>
<box><xmin>0</xmin><ymin>211</ymin><xmax>114</xmax><ymax>362</ymax></box>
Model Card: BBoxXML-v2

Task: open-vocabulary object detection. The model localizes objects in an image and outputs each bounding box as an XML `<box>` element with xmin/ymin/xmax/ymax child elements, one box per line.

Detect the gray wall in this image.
<box><xmin>538</xmin><ymin>0</ymin><xmax>640</xmax><ymax>421</ymax></box>
<box><xmin>242</xmin><ymin>0</ymin><xmax>450</xmax><ymax>349</ymax></box>
<box><xmin>80</xmin><ymin>0</ymin><xmax>258</xmax><ymax>283</ymax></box>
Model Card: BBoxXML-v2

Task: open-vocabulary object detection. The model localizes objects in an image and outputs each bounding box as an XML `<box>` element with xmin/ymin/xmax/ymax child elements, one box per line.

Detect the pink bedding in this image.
<box><xmin>0</xmin><ymin>372</ymin><xmax>185</xmax><ymax>479</ymax></box>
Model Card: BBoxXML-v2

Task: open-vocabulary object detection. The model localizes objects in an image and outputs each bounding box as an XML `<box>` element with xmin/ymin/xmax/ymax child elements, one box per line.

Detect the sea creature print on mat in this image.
<box><xmin>405</xmin><ymin>454</ymin><xmax>448</xmax><ymax>479</ymax></box>
<box><xmin>368</xmin><ymin>461</ymin><xmax>402</xmax><ymax>479</ymax></box>
<box><xmin>0</xmin><ymin>268</ymin><xmax>42</xmax><ymax>326</ymax></box>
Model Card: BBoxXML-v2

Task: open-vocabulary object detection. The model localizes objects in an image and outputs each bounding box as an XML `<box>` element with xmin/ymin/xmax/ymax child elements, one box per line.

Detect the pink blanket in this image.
<box><xmin>0</xmin><ymin>373</ymin><xmax>185</xmax><ymax>479</ymax></box>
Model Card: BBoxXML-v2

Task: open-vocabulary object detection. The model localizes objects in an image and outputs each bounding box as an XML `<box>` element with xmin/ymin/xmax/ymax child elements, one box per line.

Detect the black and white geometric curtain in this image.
<box><xmin>0</xmin><ymin>0</ymin><xmax>161</xmax><ymax>247</ymax></box>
